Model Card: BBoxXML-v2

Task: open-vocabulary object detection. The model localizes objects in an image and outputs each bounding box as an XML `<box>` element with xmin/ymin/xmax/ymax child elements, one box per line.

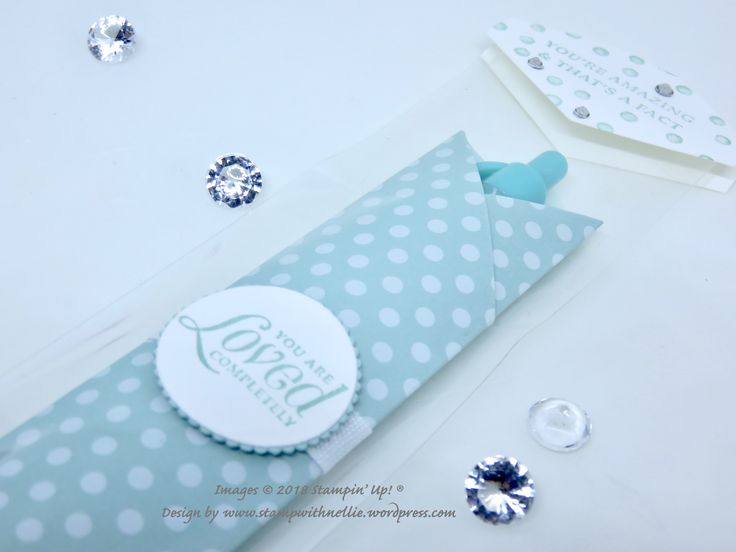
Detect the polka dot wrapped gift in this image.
<box><xmin>0</xmin><ymin>132</ymin><xmax>600</xmax><ymax>551</ymax></box>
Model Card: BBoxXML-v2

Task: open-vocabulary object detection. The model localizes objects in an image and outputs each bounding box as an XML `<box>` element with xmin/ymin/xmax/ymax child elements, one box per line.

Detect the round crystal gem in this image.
<box><xmin>465</xmin><ymin>455</ymin><xmax>535</xmax><ymax>525</ymax></box>
<box><xmin>528</xmin><ymin>397</ymin><xmax>591</xmax><ymax>452</ymax></box>
<box><xmin>207</xmin><ymin>155</ymin><xmax>262</xmax><ymax>208</ymax></box>
<box><xmin>87</xmin><ymin>15</ymin><xmax>136</xmax><ymax>64</ymax></box>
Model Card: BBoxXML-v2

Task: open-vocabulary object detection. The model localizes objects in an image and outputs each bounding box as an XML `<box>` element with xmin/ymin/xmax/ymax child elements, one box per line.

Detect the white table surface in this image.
<box><xmin>2</xmin><ymin>1</ymin><xmax>735</xmax><ymax>551</ymax></box>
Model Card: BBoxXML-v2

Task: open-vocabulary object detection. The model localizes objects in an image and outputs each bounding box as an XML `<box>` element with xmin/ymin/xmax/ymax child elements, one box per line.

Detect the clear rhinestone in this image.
<box><xmin>465</xmin><ymin>456</ymin><xmax>535</xmax><ymax>525</ymax></box>
<box><xmin>527</xmin><ymin>57</ymin><xmax>544</xmax><ymax>70</ymax></box>
<box><xmin>573</xmin><ymin>106</ymin><xmax>590</xmax><ymax>119</ymax></box>
<box><xmin>88</xmin><ymin>15</ymin><xmax>136</xmax><ymax>64</ymax></box>
<box><xmin>655</xmin><ymin>83</ymin><xmax>674</xmax><ymax>97</ymax></box>
<box><xmin>528</xmin><ymin>398</ymin><xmax>591</xmax><ymax>452</ymax></box>
<box><xmin>207</xmin><ymin>155</ymin><xmax>262</xmax><ymax>208</ymax></box>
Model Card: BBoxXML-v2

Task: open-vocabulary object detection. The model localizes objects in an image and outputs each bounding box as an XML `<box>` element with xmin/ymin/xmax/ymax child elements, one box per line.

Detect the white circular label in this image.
<box><xmin>156</xmin><ymin>286</ymin><xmax>359</xmax><ymax>453</ymax></box>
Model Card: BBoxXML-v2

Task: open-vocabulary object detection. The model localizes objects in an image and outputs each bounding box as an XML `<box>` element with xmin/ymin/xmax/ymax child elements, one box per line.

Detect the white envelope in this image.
<box><xmin>484</xmin><ymin>17</ymin><xmax>736</xmax><ymax>192</ymax></box>
<box><xmin>0</xmin><ymin>34</ymin><xmax>728</xmax><ymax>552</ymax></box>
<box><xmin>254</xmin><ymin>53</ymin><xmax>736</xmax><ymax>552</ymax></box>
<box><xmin>245</xmin><ymin>60</ymin><xmax>708</xmax><ymax>551</ymax></box>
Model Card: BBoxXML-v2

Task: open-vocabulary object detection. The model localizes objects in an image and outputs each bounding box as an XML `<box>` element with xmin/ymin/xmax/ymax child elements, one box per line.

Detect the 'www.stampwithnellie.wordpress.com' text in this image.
<box><xmin>161</xmin><ymin>503</ymin><xmax>456</xmax><ymax>525</ymax></box>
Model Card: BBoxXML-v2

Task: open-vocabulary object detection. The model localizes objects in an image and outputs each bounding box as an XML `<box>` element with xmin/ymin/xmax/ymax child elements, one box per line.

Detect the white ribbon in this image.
<box><xmin>306</xmin><ymin>413</ymin><xmax>373</xmax><ymax>473</ymax></box>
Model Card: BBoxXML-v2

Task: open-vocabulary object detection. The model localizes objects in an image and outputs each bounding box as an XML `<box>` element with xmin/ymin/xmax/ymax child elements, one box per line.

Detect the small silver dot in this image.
<box><xmin>655</xmin><ymin>83</ymin><xmax>674</xmax><ymax>97</ymax></box>
<box><xmin>527</xmin><ymin>57</ymin><xmax>544</xmax><ymax>70</ymax></box>
<box><xmin>573</xmin><ymin>106</ymin><xmax>590</xmax><ymax>119</ymax></box>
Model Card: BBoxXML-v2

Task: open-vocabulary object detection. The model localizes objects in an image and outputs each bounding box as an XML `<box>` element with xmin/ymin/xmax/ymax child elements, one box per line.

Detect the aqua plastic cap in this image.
<box><xmin>477</xmin><ymin>150</ymin><xmax>568</xmax><ymax>204</ymax></box>
<box><xmin>528</xmin><ymin>151</ymin><xmax>568</xmax><ymax>190</ymax></box>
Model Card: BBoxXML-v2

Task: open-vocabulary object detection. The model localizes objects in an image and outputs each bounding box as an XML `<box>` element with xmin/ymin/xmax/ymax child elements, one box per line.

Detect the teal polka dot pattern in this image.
<box><xmin>530</xmin><ymin>23</ymin><xmax>546</xmax><ymax>32</ymax></box>
<box><xmin>520</xmin><ymin>35</ymin><xmax>535</xmax><ymax>45</ymax></box>
<box><xmin>709</xmin><ymin>116</ymin><xmax>726</xmax><ymax>126</ymax></box>
<box><xmin>547</xmin><ymin>76</ymin><xmax>563</xmax><ymax>86</ymax></box>
<box><xmin>666</xmin><ymin>133</ymin><xmax>683</xmax><ymax>144</ymax></box>
<box><xmin>574</xmin><ymin>90</ymin><xmax>591</xmax><ymax>100</ymax></box>
<box><xmin>514</xmin><ymin>47</ymin><xmax>529</xmax><ymax>57</ymax></box>
<box><xmin>489</xmin><ymin>197</ymin><xmax>600</xmax><ymax>313</ymax></box>
<box><xmin>676</xmin><ymin>85</ymin><xmax>693</xmax><ymax>96</ymax></box>
<box><xmin>715</xmin><ymin>135</ymin><xmax>732</xmax><ymax>146</ymax></box>
<box><xmin>592</xmin><ymin>47</ymin><xmax>609</xmax><ymax>56</ymax></box>
<box><xmin>1</xmin><ymin>348</ymin><xmax>316</xmax><ymax>551</ymax></box>
<box><xmin>597</xmin><ymin>122</ymin><xmax>614</xmax><ymax>133</ymax></box>
<box><xmin>629</xmin><ymin>55</ymin><xmax>645</xmax><ymax>65</ymax></box>
<box><xmin>0</xmin><ymin>133</ymin><xmax>600</xmax><ymax>551</ymax></box>
<box><xmin>622</xmin><ymin>67</ymin><xmax>638</xmax><ymax>77</ymax></box>
<box><xmin>547</xmin><ymin>94</ymin><xmax>562</xmax><ymax>106</ymax></box>
<box><xmin>238</xmin><ymin>133</ymin><xmax>497</xmax><ymax>423</ymax></box>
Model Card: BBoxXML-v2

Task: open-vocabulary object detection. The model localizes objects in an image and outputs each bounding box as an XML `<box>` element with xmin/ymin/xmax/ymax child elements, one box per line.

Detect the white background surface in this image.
<box><xmin>1</xmin><ymin>1</ymin><xmax>735</xmax><ymax>551</ymax></box>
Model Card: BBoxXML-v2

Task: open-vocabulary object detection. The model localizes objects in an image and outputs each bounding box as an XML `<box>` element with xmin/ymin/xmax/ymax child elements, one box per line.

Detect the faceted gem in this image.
<box><xmin>465</xmin><ymin>455</ymin><xmax>535</xmax><ymax>524</ymax></box>
<box><xmin>87</xmin><ymin>15</ymin><xmax>136</xmax><ymax>64</ymax></box>
<box><xmin>528</xmin><ymin>398</ymin><xmax>591</xmax><ymax>452</ymax></box>
<box><xmin>206</xmin><ymin>155</ymin><xmax>262</xmax><ymax>208</ymax></box>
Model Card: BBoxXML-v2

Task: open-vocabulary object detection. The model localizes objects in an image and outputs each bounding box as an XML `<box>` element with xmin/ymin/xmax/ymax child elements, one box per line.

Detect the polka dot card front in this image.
<box><xmin>0</xmin><ymin>132</ymin><xmax>600</xmax><ymax>551</ymax></box>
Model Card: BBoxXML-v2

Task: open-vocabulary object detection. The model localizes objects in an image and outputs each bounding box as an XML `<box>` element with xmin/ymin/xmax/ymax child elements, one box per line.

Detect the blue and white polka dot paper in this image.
<box><xmin>0</xmin><ymin>132</ymin><xmax>600</xmax><ymax>551</ymax></box>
